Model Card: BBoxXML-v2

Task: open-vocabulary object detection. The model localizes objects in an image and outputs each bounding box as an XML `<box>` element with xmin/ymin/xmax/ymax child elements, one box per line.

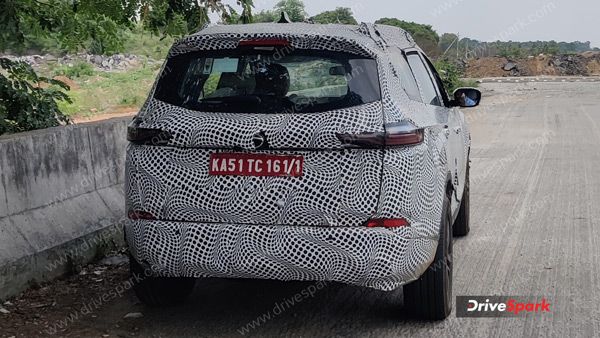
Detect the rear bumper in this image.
<box><xmin>125</xmin><ymin>220</ymin><xmax>438</xmax><ymax>291</ymax></box>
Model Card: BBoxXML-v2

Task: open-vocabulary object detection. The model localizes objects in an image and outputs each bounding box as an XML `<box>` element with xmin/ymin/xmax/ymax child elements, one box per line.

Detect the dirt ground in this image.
<box><xmin>72</xmin><ymin>109</ymin><xmax>136</xmax><ymax>124</ymax></box>
<box><xmin>0</xmin><ymin>257</ymin><xmax>137</xmax><ymax>338</ymax></box>
<box><xmin>465</xmin><ymin>52</ymin><xmax>600</xmax><ymax>78</ymax></box>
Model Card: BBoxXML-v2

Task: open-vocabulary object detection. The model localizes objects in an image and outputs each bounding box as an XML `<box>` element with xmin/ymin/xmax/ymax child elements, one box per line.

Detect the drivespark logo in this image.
<box><xmin>456</xmin><ymin>296</ymin><xmax>551</xmax><ymax>317</ymax></box>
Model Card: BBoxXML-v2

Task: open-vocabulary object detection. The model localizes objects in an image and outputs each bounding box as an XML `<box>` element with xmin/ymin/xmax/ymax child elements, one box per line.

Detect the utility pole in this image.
<box><xmin>456</xmin><ymin>33</ymin><xmax>460</xmax><ymax>59</ymax></box>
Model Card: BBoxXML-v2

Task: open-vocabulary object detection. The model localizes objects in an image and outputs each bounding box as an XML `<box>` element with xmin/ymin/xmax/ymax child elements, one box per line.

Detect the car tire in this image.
<box><xmin>403</xmin><ymin>193</ymin><xmax>453</xmax><ymax>320</ymax></box>
<box><xmin>453</xmin><ymin>163</ymin><xmax>470</xmax><ymax>237</ymax></box>
<box><xmin>130</xmin><ymin>257</ymin><xmax>196</xmax><ymax>306</ymax></box>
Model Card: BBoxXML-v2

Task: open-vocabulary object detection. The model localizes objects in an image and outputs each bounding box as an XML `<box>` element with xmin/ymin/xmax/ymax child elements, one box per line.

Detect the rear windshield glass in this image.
<box><xmin>154</xmin><ymin>49</ymin><xmax>381</xmax><ymax>113</ymax></box>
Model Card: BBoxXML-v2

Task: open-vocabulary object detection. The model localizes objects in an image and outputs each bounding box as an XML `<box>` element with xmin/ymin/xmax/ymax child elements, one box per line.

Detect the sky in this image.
<box><xmin>221</xmin><ymin>0</ymin><xmax>599</xmax><ymax>48</ymax></box>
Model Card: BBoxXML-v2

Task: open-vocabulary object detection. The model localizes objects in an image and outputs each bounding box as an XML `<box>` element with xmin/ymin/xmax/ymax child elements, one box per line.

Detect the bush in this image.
<box><xmin>434</xmin><ymin>59</ymin><xmax>478</xmax><ymax>94</ymax></box>
<box><xmin>0</xmin><ymin>58</ymin><xmax>72</xmax><ymax>135</ymax></box>
<box><xmin>53</xmin><ymin>62</ymin><xmax>95</xmax><ymax>78</ymax></box>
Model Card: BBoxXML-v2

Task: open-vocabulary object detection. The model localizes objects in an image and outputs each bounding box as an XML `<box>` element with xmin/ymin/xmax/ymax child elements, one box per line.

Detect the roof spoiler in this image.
<box><xmin>278</xmin><ymin>11</ymin><xmax>292</xmax><ymax>23</ymax></box>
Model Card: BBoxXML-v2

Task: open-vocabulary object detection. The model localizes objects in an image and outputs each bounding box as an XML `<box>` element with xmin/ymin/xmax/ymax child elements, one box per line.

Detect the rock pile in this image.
<box><xmin>502</xmin><ymin>61</ymin><xmax>521</xmax><ymax>76</ymax></box>
<box><xmin>66</xmin><ymin>53</ymin><xmax>144</xmax><ymax>70</ymax></box>
<box><xmin>1</xmin><ymin>53</ymin><xmax>157</xmax><ymax>71</ymax></box>
<box><xmin>549</xmin><ymin>55</ymin><xmax>589</xmax><ymax>76</ymax></box>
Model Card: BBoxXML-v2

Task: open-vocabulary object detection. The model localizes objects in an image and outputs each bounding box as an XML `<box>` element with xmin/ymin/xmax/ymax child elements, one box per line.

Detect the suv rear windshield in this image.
<box><xmin>154</xmin><ymin>49</ymin><xmax>381</xmax><ymax>114</ymax></box>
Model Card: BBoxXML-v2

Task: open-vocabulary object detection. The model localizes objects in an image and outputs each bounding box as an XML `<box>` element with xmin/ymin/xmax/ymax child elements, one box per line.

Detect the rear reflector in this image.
<box><xmin>128</xmin><ymin>210</ymin><xmax>156</xmax><ymax>220</ymax></box>
<box><xmin>366</xmin><ymin>218</ymin><xmax>410</xmax><ymax>228</ymax></box>
<box><xmin>238</xmin><ymin>39</ymin><xmax>291</xmax><ymax>47</ymax></box>
<box><xmin>336</xmin><ymin>121</ymin><xmax>424</xmax><ymax>148</ymax></box>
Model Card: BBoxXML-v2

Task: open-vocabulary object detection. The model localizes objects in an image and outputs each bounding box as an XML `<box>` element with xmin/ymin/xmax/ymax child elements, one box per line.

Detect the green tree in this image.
<box><xmin>1</xmin><ymin>0</ymin><xmax>254</xmax><ymax>54</ymax></box>
<box><xmin>77</xmin><ymin>0</ymin><xmax>139</xmax><ymax>26</ymax></box>
<box><xmin>375</xmin><ymin>18</ymin><xmax>440</xmax><ymax>57</ymax></box>
<box><xmin>274</xmin><ymin>0</ymin><xmax>307</xmax><ymax>22</ymax></box>
<box><xmin>1</xmin><ymin>0</ymin><xmax>126</xmax><ymax>55</ymax></box>
<box><xmin>252</xmin><ymin>10</ymin><xmax>278</xmax><ymax>23</ymax></box>
<box><xmin>439</xmin><ymin>33</ymin><xmax>458</xmax><ymax>53</ymax></box>
<box><xmin>311</xmin><ymin>7</ymin><xmax>357</xmax><ymax>25</ymax></box>
<box><xmin>543</xmin><ymin>41</ymin><xmax>560</xmax><ymax>55</ymax></box>
<box><xmin>0</xmin><ymin>58</ymin><xmax>72</xmax><ymax>135</ymax></box>
<box><xmin>0</xmin><ymin>0</ymin><xmax>253</xmax><ymax>135</ymax></box>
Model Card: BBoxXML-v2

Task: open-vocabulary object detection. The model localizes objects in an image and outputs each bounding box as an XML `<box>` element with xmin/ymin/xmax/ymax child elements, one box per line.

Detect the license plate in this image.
<box><xmin>209</xmin><ymin>153</ymin><xmax>304</xmax><ymax>177</ymax></box>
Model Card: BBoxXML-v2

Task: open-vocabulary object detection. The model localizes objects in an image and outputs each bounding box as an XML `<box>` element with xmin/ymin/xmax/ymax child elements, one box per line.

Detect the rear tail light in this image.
<box><xmin>366</xmin><ymin>218</ymin><xmax>410</xmax><ymax>228</ymax></box>
<box><xmin>127</xmin><ymin>126</ymin><xmax>172</xmax><ymax>145</ymax></box>
<box><xmin>128</xmin><ymin>210</ymin><xmax>156</xmax><ymax>220</ymax></box>
<box><xmin>384</xmin><ymin>122</ymin><xmax>425</xmax><ymax>146</ymax></box>
<box><xmin>336</xmin><ymin>121</ymin><xmax>424</xmax><ymax>148</ymax></box>
<box><xmin>238</xmin><ymin>39</ymin><xmax>291</xmax><ymax>47</ymax></box>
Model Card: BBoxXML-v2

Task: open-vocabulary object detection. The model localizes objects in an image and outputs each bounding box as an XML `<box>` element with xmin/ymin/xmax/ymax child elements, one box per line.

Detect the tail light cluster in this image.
<box><xmin>336</xmin><ymin>121</ymin><xmax>424</xmax><ymax>148</ymax></box>
<box><xmin>127</xmin><ymin>126</ymin><xmax>172</xmax><ymax>146</ymax></box>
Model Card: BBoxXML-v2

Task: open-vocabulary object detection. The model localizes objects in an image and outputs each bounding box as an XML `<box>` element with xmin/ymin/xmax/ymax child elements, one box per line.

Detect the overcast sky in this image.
<box><xmin>224</xmin><ymin>0</ymin><xmax>598</xmax><ymax>48</ymax></box>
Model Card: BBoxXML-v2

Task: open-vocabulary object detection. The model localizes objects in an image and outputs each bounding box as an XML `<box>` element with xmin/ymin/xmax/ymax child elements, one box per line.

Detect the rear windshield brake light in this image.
<box><xmin>238</xmin><ymin>39</ymin><xmax>291</xmax><ymax>47</ymax></box>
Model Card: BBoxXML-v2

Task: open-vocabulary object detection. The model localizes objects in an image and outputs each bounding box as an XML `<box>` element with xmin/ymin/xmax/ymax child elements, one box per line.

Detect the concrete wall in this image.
<box><xmin>0</xmin><ymin>117</ymin><xmax>130</xmax><ymax>300</ymax></box>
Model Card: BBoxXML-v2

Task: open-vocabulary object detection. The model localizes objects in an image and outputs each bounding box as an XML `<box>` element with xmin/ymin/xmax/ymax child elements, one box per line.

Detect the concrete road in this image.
<box><xmin>6</xmin><ymin>81</ymin><xmax>600</xmax><ymax>337</ymax></box>
<box><xmin>476</xmin><ymin>76</ymin><xmax>600</xmax><ymax>83</ymax></box>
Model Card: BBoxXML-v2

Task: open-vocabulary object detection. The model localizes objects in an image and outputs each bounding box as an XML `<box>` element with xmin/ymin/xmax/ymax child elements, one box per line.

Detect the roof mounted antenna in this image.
<box><xmin>278</xmin><ymin>11</ymin><xmax>292</xmax><ymax>23</ymax></box>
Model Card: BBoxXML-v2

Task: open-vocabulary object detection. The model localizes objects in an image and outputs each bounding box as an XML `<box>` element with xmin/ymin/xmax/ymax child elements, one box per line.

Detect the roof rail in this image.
<box><xmin>199</xmin><ymin>22</ymin><xmax>211</xmax><ymax>31</ymax></box>
<box><xmin>372</xmin><ymin>25</ymin><xmax>389</xmax><ymax>46</ymax></box>
<box><xmin>359</xmin><ymin>22</ymin><xmax>388</xmax><ymax>49</ymax></box>
<box><xmin>403</xmin><ymin>30</ymin><xmax>416</xmax><ymax>45</ymax></box>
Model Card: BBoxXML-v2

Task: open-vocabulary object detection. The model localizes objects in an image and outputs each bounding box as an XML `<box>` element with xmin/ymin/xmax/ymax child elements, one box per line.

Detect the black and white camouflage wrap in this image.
<box><xmin>125</xmin><ymin>23</ymin><xmax>470</xmax><ymax>291</ymax></box>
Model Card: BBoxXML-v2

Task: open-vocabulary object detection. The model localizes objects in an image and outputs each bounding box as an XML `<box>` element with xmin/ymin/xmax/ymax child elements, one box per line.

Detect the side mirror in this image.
<box><xmin>452</xmin><ymin>88</ymin><xmax>482</xmax><ymax>108</ymax></box>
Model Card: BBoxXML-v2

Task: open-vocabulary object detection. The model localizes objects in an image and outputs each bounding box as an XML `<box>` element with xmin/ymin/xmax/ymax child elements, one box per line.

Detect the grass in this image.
<box><xmin>42</xmin><ymin>26</ymin><xmax>171</xmax><ymax>118</ymax></box>
<box><xmin>52</xmin><ymin>27</ymin><xmax>171</xmax><ymax>118</ymax></box>
<box><xmin>3</xmin><ymin>25</ymin><xmax>174</xmax><ymax>121</ymax></box>
<box><xmin>56</xmin><ymin>63</ymin><xmax>161</xmax><ymax>117</ymax></box>
<box><xmin>53</xmin><ymin>62</ymin><xmax>96</xmax><ymax>78</ymax></box>
<box><xmin>122</xmin><ymin>26</ymin><xmax>175</xmax><ymax>60</ymax></box>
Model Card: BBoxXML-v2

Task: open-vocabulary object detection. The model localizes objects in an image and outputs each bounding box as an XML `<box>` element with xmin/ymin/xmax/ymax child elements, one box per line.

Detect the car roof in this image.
<box><xmin>172</xmin><ymin>22</ymin><xmax>418</xmax><ymax>58</ymax></box>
